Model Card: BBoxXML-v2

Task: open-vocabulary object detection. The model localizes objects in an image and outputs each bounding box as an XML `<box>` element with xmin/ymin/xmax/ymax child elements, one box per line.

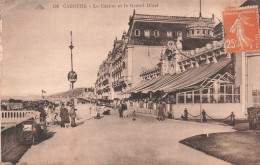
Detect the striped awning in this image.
<box><xmin>163</xmin><ymin>59</ymin><xmax>232</xmax><ymax>92</ymax></box>
<box><xmin>125</xmin><ymin>75</ymin><xmax>167</xmax><ymax>94</ymax></box>
<box><xmin>131</xmin><ymin>59</ymin><xmax>232</xmax><ymax>93</ymax></box>
<box><xmin>132</xmin><ymin>74</ymin><xmax>171</xmax><ymax>93</ymax></box>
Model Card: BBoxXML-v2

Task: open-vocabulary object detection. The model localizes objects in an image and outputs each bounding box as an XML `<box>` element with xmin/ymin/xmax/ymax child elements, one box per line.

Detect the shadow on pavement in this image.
<box><xmin>2</xmin><ymin>131</ymin><xmax>56</xmax><ymax>164</ymax></box>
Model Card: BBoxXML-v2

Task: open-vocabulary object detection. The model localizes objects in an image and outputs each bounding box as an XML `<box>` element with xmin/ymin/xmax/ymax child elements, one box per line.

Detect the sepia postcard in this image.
<box><xmin>1</xmin><ymin>0</ymin><xmax>260</xmax><ymax>164</ymax></box>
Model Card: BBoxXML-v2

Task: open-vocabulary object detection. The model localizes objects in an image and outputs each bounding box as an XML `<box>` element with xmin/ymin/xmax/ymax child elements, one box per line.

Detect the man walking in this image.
<box><xmin>118</xmin><ymin>100</ymin><xmax>123</xmax><ymax>118</ymax></box>
<box><xmin>60</xmin><ymin>103</ymin><xmax>66</xmax><ymax>128</ymax></box>
<box><xmin>158</xmin><ymin>101</ymin><xmax>165</xmax><ymax>121</ymax></box>
<box><xmin>70</xmin><ymin>104</ymin><xmax>77</xmax><ymax>127</ymax></box>
<box><xmin>60</xmin><ymin>103</ymin><xmax>70</xmax><ymax>128</ymax></box>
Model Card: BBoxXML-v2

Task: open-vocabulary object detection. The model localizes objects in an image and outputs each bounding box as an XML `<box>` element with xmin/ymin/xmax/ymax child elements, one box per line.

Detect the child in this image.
<box><xmin>132</xmin><ymin>110</ymin><xmax>136</xmax><ymax>121</ymax></box>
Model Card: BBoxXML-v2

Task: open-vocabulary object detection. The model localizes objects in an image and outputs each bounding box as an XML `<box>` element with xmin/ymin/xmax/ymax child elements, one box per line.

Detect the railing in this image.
<box><xmin>1</xmin><ymin>110</ymin><xmax>36</xmax><ymax>123</ymax></box>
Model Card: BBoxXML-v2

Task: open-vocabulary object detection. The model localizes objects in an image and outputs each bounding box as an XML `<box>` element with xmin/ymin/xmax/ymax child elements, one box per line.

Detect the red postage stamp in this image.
<box><xmin>222</xmin><ymin>6</ymin><xmax>260</xmax><ymax>53</ymax></box>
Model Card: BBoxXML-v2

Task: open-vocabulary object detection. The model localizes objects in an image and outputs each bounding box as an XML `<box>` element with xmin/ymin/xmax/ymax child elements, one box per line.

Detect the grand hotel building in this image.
<box><xmin>95</xmin><ymin>0</ymin><xmax>260</xmax><ymax>118</ymax></box>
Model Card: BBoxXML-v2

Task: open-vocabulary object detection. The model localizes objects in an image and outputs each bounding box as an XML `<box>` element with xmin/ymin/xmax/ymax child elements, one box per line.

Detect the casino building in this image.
<box><xmin>95</xmin><ymin>9</ymin><xmax>216</xmax><ymax>100</ymax></box>
<box><xmin>126</xmin><ymin>0</ymin><xmax>260</xmax><ymax>118</ymax></box>
<box><xmin>95</xmin><ymin>0</ymin><xmax>260</xmax><ymax>118</ymax></box>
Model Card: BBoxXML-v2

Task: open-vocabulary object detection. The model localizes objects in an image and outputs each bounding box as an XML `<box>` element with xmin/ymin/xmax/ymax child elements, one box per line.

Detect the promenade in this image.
<box><xmin>18</xmin><ymin>103</ymin><xmax>234</xmax><ymax>165</ymax></box>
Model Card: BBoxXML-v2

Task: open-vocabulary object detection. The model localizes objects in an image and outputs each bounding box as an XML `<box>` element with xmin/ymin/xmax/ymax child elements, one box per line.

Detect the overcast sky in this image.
<box><xmin>1</xmin><ymin>0</ymin><xmax>246</xmax><ymax>97</ymax></box>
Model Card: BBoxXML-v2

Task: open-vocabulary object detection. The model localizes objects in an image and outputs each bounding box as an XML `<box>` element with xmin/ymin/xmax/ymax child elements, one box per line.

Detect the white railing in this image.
<box><xmin>1</xmin><ymin>110</ymin><xmax>36</xmax><ymax>123</ymax></box>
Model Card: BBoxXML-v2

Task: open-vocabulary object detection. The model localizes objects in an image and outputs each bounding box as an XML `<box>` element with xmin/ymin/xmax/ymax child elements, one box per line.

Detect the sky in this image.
<box><xmin>1</xmin><ymin>0</ymin><xmax>246</xmax><ymax>97</ymax></box>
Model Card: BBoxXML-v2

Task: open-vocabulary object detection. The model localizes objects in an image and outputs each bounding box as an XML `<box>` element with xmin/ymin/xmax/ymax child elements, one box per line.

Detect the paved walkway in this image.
<box><xmin>18</xmin><ymin>104</ymin><xmax>234</xmax><ymax>165</ymax></box>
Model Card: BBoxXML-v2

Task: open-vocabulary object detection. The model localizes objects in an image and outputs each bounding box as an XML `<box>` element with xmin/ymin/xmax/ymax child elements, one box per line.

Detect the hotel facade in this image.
<box><xmin>95</xmin><ymin>0</ymin><xmax>260</xmax><ymax>118</ymax></box>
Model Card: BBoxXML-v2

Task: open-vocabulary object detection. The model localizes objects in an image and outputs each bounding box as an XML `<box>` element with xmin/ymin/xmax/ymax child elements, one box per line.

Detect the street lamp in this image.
<box><xmin>67</xmin><ymin>31</ymin><xmax>77</xmax><ymax>99</ymax></box>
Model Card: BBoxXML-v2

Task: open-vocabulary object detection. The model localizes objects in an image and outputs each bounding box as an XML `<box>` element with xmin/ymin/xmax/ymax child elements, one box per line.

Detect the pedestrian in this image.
<box><xmin>60</xmin><ymin>103</ymin><xmax>70</xmax><ymax>128</ymax></box>
<box><xmin>132</xmin><ymin>110</ymin><xmax>136</xmax><ymax>121</ymax></box>
<box><xmin>202</xmin><ymin>109</ymin><xmax>207</xmax><ymax>122</ymax></box>
<box><xmin>230</xmin><ymin>112</ymin><xmax>235</xmax><ymax>126</ymax></box>
<box><xmin>37</xmin><ymin>105</ymin><xmax>47</xmax><ymax>122</ymax></box>
<box><xmin>59</xmin><ymin>103</ymin><xmax>66</xmax><ymax>128</ymax></box>
<box><xmin>183</xmin><ymin>108</ymin><xmax>188</xmax><ymax>120</ymax></box>
<box><xmin>118</xmin><ymin>100</ymin><xmax>123</xmax><ymax>118</ymax></box>
<box><xmin>121</xmin><ymin>100</ymin><xmax>127</xmax><ymax>118</ymax></box>
<box><xmin>96</xmin><ymin>104</ymin><xmax>102</xmax><ymax>118</ymax></box>
<box><xmin>158</xmin><ymin>101</ymin><xmax>165</xmax><ymax>121</ymax></box>
<box><xmin>70</xmin><ymin>104</ymin><xmax>77</xmax><ymax>127</ymax></box>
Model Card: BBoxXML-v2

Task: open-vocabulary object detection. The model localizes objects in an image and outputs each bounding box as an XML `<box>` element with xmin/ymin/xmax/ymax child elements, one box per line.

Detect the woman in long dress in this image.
<box><xmin>60</xmin><ymin>104</ymin><xmax>70</xmax><ymax>128</ymax></box>
<box><xmin>158</xmin><ymin>101</ymin><xmax>165</xmax><ymax>121</ymax></box>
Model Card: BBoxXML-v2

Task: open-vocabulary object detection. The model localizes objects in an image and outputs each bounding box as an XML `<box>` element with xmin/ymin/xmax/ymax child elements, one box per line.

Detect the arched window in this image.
<box><xmin>135</xmin><ymin>29</ymin><xmax>140</xmax><ymax>36</ymax></box>
<box><xmin>154</xmin><ymin>30</ymin><xmax>159</xmax><ymax>37</ymax></box>
<box><xmin>191</xmin><ymin>29</ymin><xmax>194</xmax><ymax>35</ymax></box>
<box><xmin>177</xmin><ymin>31</ymin><xmax>182</xmax><ymax>38</ymax></box>
<box><xmin>167</xmin><ymin>31</ymin><xmax>172</xmax><ymax>37</ymax></box>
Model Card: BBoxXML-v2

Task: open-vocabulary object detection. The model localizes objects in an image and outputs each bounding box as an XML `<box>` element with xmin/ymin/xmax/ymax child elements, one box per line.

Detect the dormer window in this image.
<box><xmin>144</xmin><ymin>30</ymin><xmax>150</xmax><ymax>37</ymax></box>
<box><xmin>177</xmin><ymin>31</ymin><xmax>182</xmax><ymax>38</ymax></box>
<box><xmin>154</xmin><ymin>30</ymin><xmax>159</xmax><ymax>37</ymax></box>
<box><xmin>135</xmin><ymin>29</ymin><xmax>140</xmax><ymax>36</ymax></box>
<box><xmin>167</xmin><ymin>31</ymin><xmax>172</xmax><ymax>37</ymax></box>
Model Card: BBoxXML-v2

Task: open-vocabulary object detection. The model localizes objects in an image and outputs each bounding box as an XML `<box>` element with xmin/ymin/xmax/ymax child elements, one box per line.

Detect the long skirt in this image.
<box><xmin>63</xmin><ymin>115</ymin><xmax>70</xmax><ymax>123</ymax></box>
<box><xmin>71</xmin><ymin>117</ymin><xmax>76</xmax><ymax>127</ymax></box>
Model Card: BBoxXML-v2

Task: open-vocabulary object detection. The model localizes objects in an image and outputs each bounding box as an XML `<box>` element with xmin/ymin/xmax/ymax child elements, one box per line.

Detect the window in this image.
<box><xmin>154</xmin><ymin>30</ymin><xmax>159</xmax><ymax>37</ymax></box>
<box><xmin>197</xmin><ymin>30</ymin><xmax>200</xmax><ymax>34</ymax></box>
<box><xmin>167</xmin><ymin>41</ymin><xmax>174</xmax><ymax>47</ymax></box>
<box><xmin>209</xmin><ymin>30</ymin><xmax>213</xmax><ymax>36</ymax></box>
<box><xmin>191</xmin><ymin>29</ymin><xmax>194</xmax><ymax>35</ymax></box>
<box><xmin>135</xmin><ymin>29</ymin><xmax>140</xmax><ymax>36</ymax></box>
<box><xmin>177</xmin><ymin>31</ymin><xmax>182</xmax><ymax>38</ymax></box>
<box><xmin>203</xmin><ymin>29</ymin><xmax>206</xmax><ymax>35</ymax></box>
<box><xmin>167</xmin><ymin>31</ymin><xmax>172</xmax><ymax>37</ymax></box>
<box><xmin>177</xmin><ymin>85</ymin><xmax>240</xmax><ymax>104</ymax></box>
<box><xmin>144</xmin><ymin>30</ymin><xmax>150</xmax><ymax>37</ymax></box>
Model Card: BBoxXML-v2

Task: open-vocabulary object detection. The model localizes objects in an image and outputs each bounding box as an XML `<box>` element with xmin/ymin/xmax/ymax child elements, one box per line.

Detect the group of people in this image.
<box><xmin>118</xmin><ymin>100</ymin><xmax>137</xmax><ymax>121</ymax></box>
<box><xmin>118</xmin><ymin>100</ymin><xmax>128</xmax><ymax>118</ymax></box>
<box><xmin>59</xmin><ymin>102</ymin><xmax>77</xmax><ymax>128</ymax></box>
<box><xmin>89</xmin><ymin>102</ymin><xmax>105</xmax><ymax>119</ymax></box>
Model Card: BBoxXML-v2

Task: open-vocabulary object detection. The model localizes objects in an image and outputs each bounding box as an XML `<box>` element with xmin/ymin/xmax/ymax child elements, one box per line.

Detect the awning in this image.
<box><xmin>163</xmin><ymin>59</ymin><xmax>232</xmax><ymax>92</ymax></box>
<box><xmin>125</xmin><ymin>75</ymin><xmax>166</xmax><ymax>94</ymax></box>
<box><xmin>127</xmin><ymin>75</ymin><xmax>166</xmax><ymax>93</ymax></box>
<box><xmin>125</xmin><ymin>79</ymin><xmax>149</xmax><ymax>94</ymax></box>
<box><xmin>132</xmin><ymin>75</ymin><xmax>170</xmax><ymax>93</ymax></box>
<box><xmin>130</xmin><ymin>59</ymin><xmax>232</xmax><ymax>94</ymax></box>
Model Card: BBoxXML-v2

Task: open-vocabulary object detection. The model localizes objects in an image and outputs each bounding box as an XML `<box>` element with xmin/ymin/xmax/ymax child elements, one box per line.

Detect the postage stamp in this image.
<box><xmin>222</xmin><ymin>6</ymin><xmax>260</xmax><ymax>53</ymax></box>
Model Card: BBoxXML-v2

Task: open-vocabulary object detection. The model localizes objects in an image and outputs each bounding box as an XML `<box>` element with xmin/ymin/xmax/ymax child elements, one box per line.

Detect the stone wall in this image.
<box><xmin>1</xmin><ymin>123</ymin><xmax>24</xmax><ymax>159</ymax></box>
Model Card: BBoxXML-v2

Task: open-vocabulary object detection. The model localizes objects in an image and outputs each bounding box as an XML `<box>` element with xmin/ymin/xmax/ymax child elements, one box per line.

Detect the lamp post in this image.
<box><xmin>200</xmin><ymin>85</ymin><xmax>203</xmax><ymax>123</ymax></box>
<box><xmin>67</xmin><ymin>31</ymin><xmax>77</xmax><ymax>101</ymax></box>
